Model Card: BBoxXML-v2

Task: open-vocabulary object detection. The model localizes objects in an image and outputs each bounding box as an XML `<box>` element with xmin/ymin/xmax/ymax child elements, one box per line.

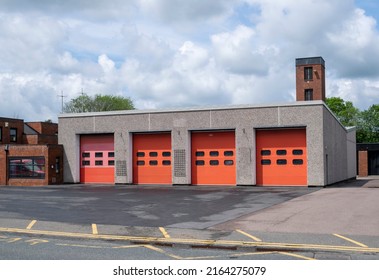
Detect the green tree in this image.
<box><xmin>359</xmin><ymin>104</ymin><xmax>379</xmax><ymax>143</ymax></box>
<box><xmin>325</xmin><ymin>97</ymin><xmax>360</xmax><ymax>127</ymax></box>
<box><xmin>64</xmin><ymin>93</ymin><xmax>135</xmax><ymax>113</ymax></box>
<box><xmin>325</xmin><ymin>97</ymin><xmax>379</xmax><ymax>143</ymax></box>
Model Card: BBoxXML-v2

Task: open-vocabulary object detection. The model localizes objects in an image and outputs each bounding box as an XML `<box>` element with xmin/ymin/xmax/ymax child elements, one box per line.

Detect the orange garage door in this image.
<box><xmin>80</xmin><ymin>134</ymin><xmax>115</xmax><ymax>184</ymax></box>
<box><xmin>133</xmin><ymin>133</ymin><xmax>172</xmax><ymax>184</ymax></box>
<box><xmin>191</xmin><ymin>131</ymin><xmax>236</xmax><ymax>185</ymax></box>
<box><xmin>256</xmin><ymin>129</ymin><xmax>307</xmax><ymax>186</ymax></box>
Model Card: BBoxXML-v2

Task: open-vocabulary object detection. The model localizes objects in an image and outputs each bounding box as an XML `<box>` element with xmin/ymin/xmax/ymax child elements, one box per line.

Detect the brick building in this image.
<box><xmin>0</xmin><ymin>117</ymin><xmax>63</xmax><ymax>186</ymax></box>
<box><xmin>59</xmin><ymin>57</ymin><xmax>357</xmax><ymax>187</ymax></box>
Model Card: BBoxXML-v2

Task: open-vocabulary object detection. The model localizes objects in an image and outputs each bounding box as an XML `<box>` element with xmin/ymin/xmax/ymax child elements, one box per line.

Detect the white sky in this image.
<box><xmin>0</xmin><ymin>0</ymin><xmax>378</xmax><ymax>121</ymax></box>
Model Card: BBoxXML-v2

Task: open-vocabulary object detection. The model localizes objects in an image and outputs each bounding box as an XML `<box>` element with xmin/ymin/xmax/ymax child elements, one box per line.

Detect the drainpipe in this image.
<box><xmin>4</xmin><ymin>144</ymin><xmax>9</xmax><ymax>186</ymax></box>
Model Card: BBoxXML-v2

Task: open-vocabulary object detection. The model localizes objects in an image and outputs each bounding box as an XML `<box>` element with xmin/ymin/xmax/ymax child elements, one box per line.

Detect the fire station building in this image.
<box><xmin>59</xmin><ymin>57</ymin><xmax>357</xmax><ymax>187</ymax></box>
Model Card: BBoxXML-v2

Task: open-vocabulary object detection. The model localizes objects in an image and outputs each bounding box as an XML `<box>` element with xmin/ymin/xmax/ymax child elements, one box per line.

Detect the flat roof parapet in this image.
<box><xmin>296</xmin><ymin>56</ymin><xmax>325</xmax><ymax>66</ymax></box>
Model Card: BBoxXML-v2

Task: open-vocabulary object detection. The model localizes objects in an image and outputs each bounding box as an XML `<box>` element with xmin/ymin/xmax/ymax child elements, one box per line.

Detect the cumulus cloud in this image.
<box><xmin>0</xmin><ymin>0</ymin><xmax>379</xmax><ymax>122</ymax></box>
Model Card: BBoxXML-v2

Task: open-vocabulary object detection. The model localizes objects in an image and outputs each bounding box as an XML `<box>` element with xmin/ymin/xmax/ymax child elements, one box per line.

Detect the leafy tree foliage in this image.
<box><xmin>325</xmin><ymin>97</ymin><xmax>359</xmax><ymax>127</ymax></box>
<box><xmin>359</xmin><ymin>104</ymin><xmax>379</xmax><ymax>143</ymax></box>
<box><xmin>325</xmin><ymin>97</ymin><xmax>379</xmax><ymax>143</ymax></box>
<box><xmin>64</xmin><ymin>93</ymin><xmax>135</xmax><ymax>113</ymax></box>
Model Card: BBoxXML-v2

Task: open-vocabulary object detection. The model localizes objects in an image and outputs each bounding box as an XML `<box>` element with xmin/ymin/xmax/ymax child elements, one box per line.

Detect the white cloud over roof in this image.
<box><xmin>0</xmin><ymin>0</ymin><xmax>378</xmax><ymax>121</ymax></box>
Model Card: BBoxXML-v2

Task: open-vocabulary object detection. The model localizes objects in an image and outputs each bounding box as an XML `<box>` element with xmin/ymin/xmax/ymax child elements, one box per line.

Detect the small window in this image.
<box><xmin>224</xmin><ymin>151</ymin><xmax>234</xmax><ymax>156</ymax></box>
<box><xmin>162</xmin><ymin>160</ymin><xmax>171</xmax><ymax>166</ymax></box>
<box><xmin>210</xmin><ymin>160</ymin><xmax>219</xmax><ymax>166</ymax></box>
<box><xmin>82</xmin><ymin>152</ymin><xmax>90</xmax><ymax>158</ymax></box>
<box><xmin>137</xmin><ymin>161</ymin><xmax>145</xmax><ymax>166</ymax></box>
<box><xmin>210</xmin><ymin>151</ymin><xmax>219</xmax><ymax>157</ymax></box>
<box><xmin>149</xmin><ymin>160</ymin><xmax>158</xmax><ymax>166</ymax></box>
<box><xmin>95</xmin><ymin>160</ymin><xmax>103</xmax><ymax>166</ymax></box>
<box><xmin>224</xmin><ymin>160</ymin><xmax>234</xmax><ymax>166</ymax></box>
<box><xmin>304</xmin><ymin>67</ymin><xmax>313</xmax><ymax>80</ymax></box>
<box><xmin>196</xmin><ymin>160</ymin><xmax>205</xmax><ymax>166</ymax></box>
<box><xmin>108</xmin><ymin>152</ymin><xmax>115</xmax><ymax>158</ymax></box>
<box><xmin>261</xmin><ymin>159</ymin><xmax>271</xmax><ymax>165</ymax></box>
<box><xmin>55</xmin><ymin>157</ymin><xmax>60</xmax><ymax>174</ymax></box>
<box><xmin>108</xmin><ymin>160</ymin><xmax>115</xmax><ymax>166</ymax></box>
<box><xmin>276</xmin><ymin>150</ymin><xmax>287</xmax><ymax>155</ymax></box>
<box><xmin>137</xmin><ymin>152</ymin><xmax>145</xmax><ymax>157</ymax></box>
<box><xmin>10</xmin><ymin>128</ymin><xmax>17</xmax><ymax>142</ymax></box>
<box><xmin>277</xmin><ymin>159</ymin><xmax>287</xmax><ymax>165</ymax></box>
<box><xmin>82</xmin><ymin>160</ymin><xmax>90</xmax><ymax>166</ymax></box>
<box><xmin>95</xmin><ymin>152</ymin><xmax>103</xmax><ymax>158</ymax></box>
<box><xmin>293</xmin><ymin>149</ymin><xmax>303</xmax><ymax>155</ymax></box>
<box><xmin>261</xmin><ymin>150</ymin><xmax>271</xmax><ymax>156</ymax></box>
<box><xmin>305</xmin><ymin>89</ymin><xmax>313</xmax><ymax>101</ymax></box>
<box><xmin>162</xmin><ymin>151</ymin><xmax>171</xmax><ymax>157</ymax></box>
<box><xmin>149</xmin><ymin>152</ymin><xmax>158</xmax><ymax>157</ymax></box>
<box><xmin>195</xmin><ymin>151</ymin><xmax>205</xmax><ymax>157</ymax></box>
<box><xmin>293</xmin><ymin>159</ymin><xmax>304</xmax><ymax>165</ymax></box>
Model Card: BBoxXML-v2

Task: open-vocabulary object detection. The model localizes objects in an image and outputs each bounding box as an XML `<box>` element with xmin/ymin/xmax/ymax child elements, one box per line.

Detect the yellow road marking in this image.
<box><xmin>159</xmin><ymin>227</ymin><xmax>170</xmax><ymax>238</ymax></box>
<box><xmin>112</xmin><ymin>245</ymin><xmax>144</xmax><ymax>249</ymax></box>
<box><xmin>277</xmin><ymin>251</ymin><xmax>315</xmax><ymax>260</ymax></box>
<box><xmin>92</xmin><ymin>224</ymin><xmax>98</xmax><ymax>235</ymax></box>
<box><xmin>186</xmin><ymin>251</ymin><xmax>275</xmax><ymax>260</ymax></box>
<box><xmin>25</xmin><ymin>239</ymin><xmax>49</xmax><ymax>246</ymax></box>
<box><xmin>26</xmin><ymin>220</ymin><xmax>37</xmax><ymax>230</ymax></box>
<box><xmin>236</xmin><ymin>229</ymin><xmax>262</xmax><ymax>242</ymax></box>
<box><xmin>144</xmin><ymin>245</ymin><xmax>182</xmax><ymax>260</ymax></box>
<box><xmin>333</xmin><ymin>234</ymin><xmax>368</xmax><ymax>248</ymax></box>
<box><xmin>56</xmin><ymin>243</ymin><xmax>104</xmax><ymax>249</ymax></box>
<box><xmin>0</xmin><ymin>226</ymin><xmax>378</xmax><ymax>254</ymax></box>
<box><xmin>6</xmin><ymin>237</ymin><xmax>22</xmax><ymax>243</ymax></box>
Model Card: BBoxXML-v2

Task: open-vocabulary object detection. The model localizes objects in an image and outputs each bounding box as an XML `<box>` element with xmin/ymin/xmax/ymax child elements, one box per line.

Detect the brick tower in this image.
<box><xmin>295</xmin><ymin>57</ymin><xmax>325</xmax><ymax>101</ymax></box>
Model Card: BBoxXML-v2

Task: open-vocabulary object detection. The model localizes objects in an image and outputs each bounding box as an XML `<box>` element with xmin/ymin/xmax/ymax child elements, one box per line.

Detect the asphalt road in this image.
<box><xmin>0</xmin><ymin>185</ymin><xmax>317</xmax><ymax>229</ymax></box>
<box><xmin>0</xmin><ymin>182</ymin><xmax>378</xmax><ymax>260</ymax></box>
<box><xmin>1</xmin><ymin>232</ymin><xmax>377</xmax><ymax>260</ymax></box>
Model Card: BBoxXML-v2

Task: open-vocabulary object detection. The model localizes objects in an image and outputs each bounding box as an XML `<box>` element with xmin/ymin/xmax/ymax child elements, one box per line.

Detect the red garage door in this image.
<box><xmin>133</xmin><ymin>133</ymin><xmax>172</xmax><ymax>184</ymax></box>
<box><xmin>80</xmin><ymin>134</ymin><xmax>115</xmax><ymax>184</ymax></box>
<box><xmin>256</xmin><ymin>129</ymin><xmax>307</xmax><ymax>186</ymax></box>
<box><xmin>191</xmin><ymin>131</ymin><xmax>236</xmax><ymax>185</ymax></box>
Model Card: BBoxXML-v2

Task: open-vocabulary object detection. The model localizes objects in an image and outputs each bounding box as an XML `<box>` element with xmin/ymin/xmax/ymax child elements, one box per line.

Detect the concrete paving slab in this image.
<box><xmin>213</xmin><ymin>188</ymin><xmax>379</xmax><ymax>236</ymax></box>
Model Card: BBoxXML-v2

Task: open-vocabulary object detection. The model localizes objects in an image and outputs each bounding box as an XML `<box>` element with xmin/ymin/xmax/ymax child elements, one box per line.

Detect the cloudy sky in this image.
<box><xmin>0</xmin><ymin>0</ymin><xmax>379</xmax><ymax>121</ymax></box>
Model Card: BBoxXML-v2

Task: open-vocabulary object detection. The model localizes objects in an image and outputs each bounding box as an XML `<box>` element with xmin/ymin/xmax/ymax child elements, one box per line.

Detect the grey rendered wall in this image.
<box><xmin>322</xmin><ymin>107</ymin><xmax>355</xmax><ymax>185</ymax></box>
<box><xmin>59</xmin><ymin>102</ymin><xmax>327</xmax><ymax>186</ymax></box>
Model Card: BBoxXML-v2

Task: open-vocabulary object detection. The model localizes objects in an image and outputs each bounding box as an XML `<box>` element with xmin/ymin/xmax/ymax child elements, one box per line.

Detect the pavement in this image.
<box><xmin>1</xmin><ymin>177</ymin><xmax>379</xmax><ymax>256</ymax></box>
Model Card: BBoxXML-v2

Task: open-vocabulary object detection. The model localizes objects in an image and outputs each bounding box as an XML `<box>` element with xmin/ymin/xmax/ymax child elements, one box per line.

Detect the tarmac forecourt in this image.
<box><xmin>1</xmin><ymin>218</ymin><xmax>379</xmax><ymax>256</ymax></box>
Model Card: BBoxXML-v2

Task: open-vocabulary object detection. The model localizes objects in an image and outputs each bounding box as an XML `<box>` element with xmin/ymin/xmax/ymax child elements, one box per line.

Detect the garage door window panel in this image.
<box><xmin>293</xmin><ymin>159</ymin><xmax>304</xmax><ymax>165</ymax></box>
<box><xmin>149</xmin><ymin>152</ymin><xmax>158</xmax><ymax>157</ymax></box>
<box><xmin>195</xmin><ymin>151</ymin><xmax>205</xmax><ymax>157</ymax></box>
<box><xmin>276</xmin><ymin>150</ymin><xmax>287</xmax><ymax>155</ymax></box>
<box><xmin>293</xmin><ymin>149</ymin><xmax>303</xmax><ymax>155</ymax></box>
<box><xmin>261</xmin><ymin>150</ymin><xmax>271</xmax><ymax>156</ymax></box>
<box><xmin>210</xmin><ymin>151</ymin><xmax>219</xmax><ymax>157</ymax></box>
